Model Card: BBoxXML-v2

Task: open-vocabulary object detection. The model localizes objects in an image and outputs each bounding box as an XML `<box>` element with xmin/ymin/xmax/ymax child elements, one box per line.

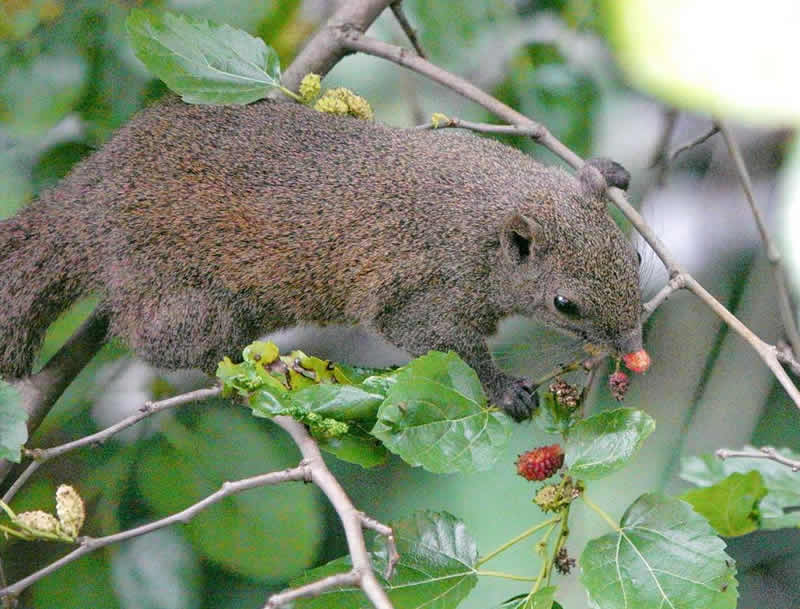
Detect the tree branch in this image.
<box><xmin>267</xmin><ymin>416</ymin><xmax>394</xmax><ymax>609</ymax></box>
<box><xmin>716</xmin><ymin>120</ymin><xmax>800</xmax><ymax>356</ymax></box>
<box><xmin>716</xmin><ymin>446</ymin><xmax>800</xmax><ymax>471</ymax></box>
<box><xmin>278</xmin><ymin>0</ymin><xmax>396</xmax><ymax>95</ymax></box>
<box><xmin>670</xmin><ymin>124</ymin><xmax>719</xmax><ymax>162</ymax></box>
<box><xmin>0</xmin><ymin>467</ymin><xmax>311</xmax><ymax>600</ymax></box>
<box><xmin>3</xmin><ymin>387</ymin><xmax>221</xmax><ymax>505</ymax></box>
<box><xmin>389</xmin><ymin>1</ymin><xmax>426</xmax><ymax>58</ymax></box>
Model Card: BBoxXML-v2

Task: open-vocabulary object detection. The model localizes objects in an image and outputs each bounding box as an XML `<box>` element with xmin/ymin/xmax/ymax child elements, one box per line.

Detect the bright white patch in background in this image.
<box><xmin>610</xmin><ymin>0</ymin><xmax>800</xmax><ymax>126</ymax></box>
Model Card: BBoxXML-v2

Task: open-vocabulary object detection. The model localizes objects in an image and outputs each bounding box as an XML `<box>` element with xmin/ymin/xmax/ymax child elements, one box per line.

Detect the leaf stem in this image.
<box><xmin>546</xmin><ymin>506</ymin><xmax>571</xmax><ymax>586</ymax></box>
<box><xmin>476</xmin><ymin>517</ymin><xmax>560</xmax><ymax>567</ymax></box>
<box><xmin>476</xmin><ymin>570</ymin><xmax>538</xmax><ymax>582</ymax></box>
<box><xmin>278</xmin><ymin>85</ymin><xmax>304</xmax><ymax>102</ymax></box>
<box><xmin>582</xmin><ymin>494</ymin><xmax>620</xmax><ymax>532</ymax></box>
<box><xmin>532</xmin><ymin>521</ymin><xmax>558</xmax><ymax>593</ymax></box>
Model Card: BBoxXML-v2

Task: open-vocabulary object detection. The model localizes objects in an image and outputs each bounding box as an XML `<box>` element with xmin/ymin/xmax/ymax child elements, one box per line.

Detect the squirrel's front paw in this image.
<box><xmin>499</xmin><ymin>378</ymin><xmax>538</xmax><ymax>422</ymax></box>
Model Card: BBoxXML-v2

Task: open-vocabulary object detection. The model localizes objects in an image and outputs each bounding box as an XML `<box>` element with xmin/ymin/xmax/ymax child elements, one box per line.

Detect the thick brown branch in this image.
<box><xmin>279</xmin><ymin>0</ymin><xmax>395</xmax><ymax>94</ymax></box>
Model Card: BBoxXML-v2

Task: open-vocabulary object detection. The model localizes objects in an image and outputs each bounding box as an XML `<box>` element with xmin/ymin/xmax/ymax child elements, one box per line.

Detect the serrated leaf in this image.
<box><xmin>126</xmin><ymin>9</ymin><xmax>283</xmax><ymax>104</ymax></box>
<box><xmin>293</xmin><ymin>511</ymin><xmax>478</xmax><ymax>609</ymax></box>
<box><xmin>581</xmin><ymin>493</ymin><xmax>737</xmax><ymax>609</ymax></box>
<box><xmin>681</xmin><ymin>471</ymin><xmax>767</xmax><ymax>537</ymax></box>
<box><xmin>371</xmin><ymin>352</ymin><xmax>512</xmax><ymax>473</ymax></box>
<box><xmin>681</xmin><ymin>446</ymin><xmax>800</xmax><ymax>529</ymax></box>
<box><xmin>566</xmin><ymin>408</ymin><xmax>654</xmax><ymax>479</ymax></box>
<box><xmin>0</xmin><ymin>380</ymin><xmax>26</xmax><ymax>462</ymax></box>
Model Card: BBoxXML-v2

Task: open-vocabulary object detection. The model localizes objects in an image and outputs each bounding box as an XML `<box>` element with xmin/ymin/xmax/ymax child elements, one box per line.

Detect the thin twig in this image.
<box><xmin>1</xmin><ymin>462</ymin><xmax>39</xmax><ymax>506</ymax></box>
<box><xmin>3</xmin><ymin>387</ymin><xmax>221</xmax><ymax>505</ymax></box>
<box><xmin>648</xmin><ymin>108</ymin><xmax>678</xmax><ymax>188</ymax></box>
<box><xmin>268</xmin><ymin>416</ymin><xmax>394</xmax><ymax>609</ymax></box>
<box><xmin>359</xmin><ymin>513</ymin><xmax>399</xmax><ymax>578</ymax></box>
<box><xmin>670</xmin><ymin>125</ymin><xmax>720</xmax><ymax>162</ymax></box>
<box><xmin>390</xmin><ymin>1</ymin><xmax>426</xmax><ymax>57</ymax></box>
<box><xmin>716</xmin><ymin>120</ymin><xmax>800</xmax><ymax>356</ymax></box>
<box><xmin>0</xmin><ymin>467</ymin><xmax>310</xmax><ymax>600</ymax></box>
<box><xmin>415</xmin><ymin>117</ymin><xmax>541</xmax><ymax>137</ymax></box>
<box><xmin>338</xmin><ymin>28</ymin><xmax>800</xmax><ymax>411</ymax></box>
<box><xmin>266</xmin><ymin>572</ymin><xmax>362</xmax><ymax>608</ymax></box>
<box><xmin>716</xmin><ymin>446</ymin><xmax>800</xmax><ymax>471</ymax></box>
<box><xmin>776</xmin><ymin>341</ymin><xmax>800</xmax><ymax>376</ymax></box>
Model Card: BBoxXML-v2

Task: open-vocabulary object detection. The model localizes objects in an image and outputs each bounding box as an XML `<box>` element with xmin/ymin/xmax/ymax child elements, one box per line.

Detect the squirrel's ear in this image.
<box><xmin>578</xmin><ymin>158</ymin><xmax>630</xmax><ymax>210</ymax></box>
<box><xmin>500</xmin><ymin>214</ymin><xmax>546</xmax><ymax>264</ymax></box>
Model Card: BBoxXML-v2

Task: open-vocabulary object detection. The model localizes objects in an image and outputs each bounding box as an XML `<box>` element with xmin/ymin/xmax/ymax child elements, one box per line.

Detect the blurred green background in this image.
<box><xmin>2</xmin><ymin>1</ymin><xmax>800</xmax><ymax>608</ymax></box>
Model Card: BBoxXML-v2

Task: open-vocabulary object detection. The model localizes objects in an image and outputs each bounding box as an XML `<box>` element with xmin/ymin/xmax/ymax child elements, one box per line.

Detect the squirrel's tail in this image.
<box><xmin>0</xmin><ymin>201</ymin><xmax>92</xmax><ymax>378</ymax></box>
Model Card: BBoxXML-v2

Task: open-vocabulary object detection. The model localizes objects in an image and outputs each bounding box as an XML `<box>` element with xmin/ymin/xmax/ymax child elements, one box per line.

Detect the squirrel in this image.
<box><xmin>0</xmin><ymin>96</ymin><xmax>646</xmax><ymax>420</ymax></box>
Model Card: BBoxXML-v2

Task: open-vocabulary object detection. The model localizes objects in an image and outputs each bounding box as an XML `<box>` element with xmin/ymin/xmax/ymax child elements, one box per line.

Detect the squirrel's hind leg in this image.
<box><xmin>109</xmin><ymin>283</ymin><xmax>269</xmax><ymax>374</ymax></box>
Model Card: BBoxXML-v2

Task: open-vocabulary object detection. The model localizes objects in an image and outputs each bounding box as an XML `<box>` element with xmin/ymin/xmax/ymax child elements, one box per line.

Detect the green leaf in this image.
<box><xmin>126</xmin><ymin>9</ymin><xmax>284</xmax><ymax>105</ymax></box>
<box><xmin>565</xmin><ymin>408</ymin><xmax>654</xmax><ymax>479</ymax></box>
<box><xmin>291</xmin><ymin>384</ymin><xmax>385</xmax><ymax>421</ymax></box>
<box><xmin>681</xmin><ymin>471</ymin><xmax>767</xmax><ymax>537</ymax></box>
<box><xmin>681</xmin><ymin>447</ymin><xmax>800</xmax><ymax>529</ymax></box>
<box><xmin>0</xmin><ymin>380</ymin><xmax>26</xmax><ymax>462</ymax></box>
<box><xmin>581</xmin><ymin>493</ymin><xmax>737</xmax><ymax>609</ymax></box>
<box><xmin>496</xmin><ymin>586</ymin><xmax>559</xmax><ymax>609</ymax></box>
<box><xmin>293</xmin><ymin>510</ymin><xmax>478</xmax><ymax>609</ymax></box>
<box><xmin>371</xmin><ymin>352</ymin><xmax>512</xmax><ymax>473</ymax></box>
<box><xmin>317</xmin><ymin>425</ymin><xmax>388</xmax><ymax>468</ymax></box>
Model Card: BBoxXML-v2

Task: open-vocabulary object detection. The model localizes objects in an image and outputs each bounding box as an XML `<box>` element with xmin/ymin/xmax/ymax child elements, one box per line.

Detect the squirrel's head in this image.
<box><xmin>490</xmin><ymin>161</ymin><xmax>646</xmax><ymax>363</ymax></box>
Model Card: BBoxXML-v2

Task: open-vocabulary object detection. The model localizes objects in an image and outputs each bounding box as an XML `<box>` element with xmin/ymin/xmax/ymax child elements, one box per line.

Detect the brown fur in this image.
<box><xmin>0</xmin><ymin>97</ymin><xmax>642</xmax><ymax>419</ymax></box>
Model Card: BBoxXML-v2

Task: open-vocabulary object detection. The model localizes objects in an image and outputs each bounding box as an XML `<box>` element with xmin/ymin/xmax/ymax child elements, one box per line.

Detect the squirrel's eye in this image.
<box><xmin>554</xmin><ymin>295</ymin><xmax>581</xmax><ymax>318</ymax></box>
<box><xmin>637</xmin><ymin>251</ymin><xmax>642</xmax><ymax>266</ymax></box>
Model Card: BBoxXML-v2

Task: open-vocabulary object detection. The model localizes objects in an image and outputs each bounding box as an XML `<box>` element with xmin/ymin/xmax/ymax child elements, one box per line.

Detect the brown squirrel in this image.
<box><xmin>0</xmin><ymin>97</ymin><xmax>645</xmax><ymax>420</ymax></box>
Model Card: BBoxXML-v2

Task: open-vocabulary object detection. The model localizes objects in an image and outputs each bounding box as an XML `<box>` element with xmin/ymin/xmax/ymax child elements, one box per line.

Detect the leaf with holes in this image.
<box><xmin>581</xmin><ymin>493</ymin><xmax>737</xmax><ymax>609</ymax></box>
